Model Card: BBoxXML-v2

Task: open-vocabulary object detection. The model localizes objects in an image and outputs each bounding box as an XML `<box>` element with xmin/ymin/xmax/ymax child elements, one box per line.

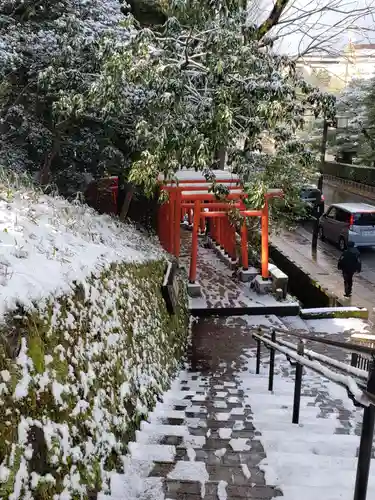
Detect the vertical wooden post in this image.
<box><xmin>217</xmin><ymin>213</ymin><xmax>221</xmax><ymax>248</ymax></box>
<box><xmin>174</xmin><ymin>190</ymin><xmax>181</xmax><ymax>258</ymax></box>
<box><xmin>188</xmin><ymin>207</ymin><xmax>193</xmax><ymax>225</ymax></box>
<box><xmin>261</xmin><ymin>199</ymin><xmax>269</xmax><ymax>279</ymax></box>
<box><xmin>227</xmin><ymin>219</ymin><xmax>235</xmax><ymax>261</ymax></box>
<box><xmin>168</xmin><ymin>190</ymin><xmax>175</xmax><ymax>254</ymax></box>
<box><xmin>222</xmin><ymin>216</ymin><xmax>228</xmax><ymax>255</ymax></box>
<box><xmin>200</xmin><ymin>211</ymin><xmax>206</xmax><ymax>234</ymax></box>
<box><xmin>189</xmin><ymin>200</ymin><xmax>201</xmax><ymax>283</ymax></box>
<box><xmin>241</xmin><ymin>221</ymin><xmax>248</xmax><ymax>270</ymax></box>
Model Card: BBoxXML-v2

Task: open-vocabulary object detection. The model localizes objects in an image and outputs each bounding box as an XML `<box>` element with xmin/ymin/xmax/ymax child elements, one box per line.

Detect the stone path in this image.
<box><xmin>120</xmin><ymin>315</ymin><xmax>283</xmax><ymax>500</ymax></box>
<box><xmin>179</xmin><ymin>230</ymin><xmax>295</xmax><ymax>310</ymax></box>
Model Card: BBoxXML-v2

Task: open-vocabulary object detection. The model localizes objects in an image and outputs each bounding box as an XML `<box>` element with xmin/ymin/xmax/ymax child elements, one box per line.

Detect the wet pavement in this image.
<box><xmin>273</xmin><ymin>179</ymin><xmax>375</xmax><ymax>313</ymax></box>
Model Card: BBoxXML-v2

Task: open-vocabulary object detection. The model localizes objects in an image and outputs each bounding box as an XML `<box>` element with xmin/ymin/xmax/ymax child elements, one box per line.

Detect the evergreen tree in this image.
<box><xmin>79</xmin><ymin>0</ymin><xmax>334</xmax><ymax>219</ymax></box>
<box><xmin>0</xmin><ymin>0</ymin><xmax>133</xmax><ymax>194</ymax></box>
<box><xmin>334</xmin><ymin>78</ymin><xmax>371</xmax><ymax>164</ymax></box>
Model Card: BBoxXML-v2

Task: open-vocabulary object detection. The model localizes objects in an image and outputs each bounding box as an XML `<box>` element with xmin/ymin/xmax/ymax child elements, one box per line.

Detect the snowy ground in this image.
<box><xmin>0</xmin><ymin>185</ymin><xmax>163</xmax><ymax>317</ymax></box>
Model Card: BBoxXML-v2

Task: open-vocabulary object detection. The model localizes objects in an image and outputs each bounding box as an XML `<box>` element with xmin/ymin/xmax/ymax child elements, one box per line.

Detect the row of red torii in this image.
<box><xmin>157</xmin><ymin>170</ymin><xmax>283</xmax><ymax>283</ymax></box>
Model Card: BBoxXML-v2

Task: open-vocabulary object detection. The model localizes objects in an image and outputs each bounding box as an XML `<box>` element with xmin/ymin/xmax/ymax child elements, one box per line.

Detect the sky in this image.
<box><xmin>248</xmin><ymin>0</ymin><xmax>375</xmax><ymax>56</ymax></box>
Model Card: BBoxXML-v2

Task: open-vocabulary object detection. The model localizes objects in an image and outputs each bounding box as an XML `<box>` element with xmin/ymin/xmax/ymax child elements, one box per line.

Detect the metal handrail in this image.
<box><xmin>255</xmin><ymin>325</ymin><xmax>375</xmax><ymax>356</ymax></box>
<box><xmin>253</xmin><ymin>331</ymin><xmax>370</xmax><ymax>405</ymax></box>
<box><xmin>261</xmin><ymin>332</ymin><xmax>369</xmax><ymax>381</ymax></box>
<box><xmin>252</xmin><ymin>327</ymin><xmax>375</xmax><ymax>500</ymax></box>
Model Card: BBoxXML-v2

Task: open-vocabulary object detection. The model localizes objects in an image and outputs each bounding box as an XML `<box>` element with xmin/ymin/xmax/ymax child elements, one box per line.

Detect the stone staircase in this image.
<box><xmin>99</xmin><ymin>333</ymin><xmax>375</xmax><ymax>500</ymax></box>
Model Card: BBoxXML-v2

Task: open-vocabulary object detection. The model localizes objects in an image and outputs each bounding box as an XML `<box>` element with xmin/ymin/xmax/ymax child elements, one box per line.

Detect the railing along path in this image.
<box><xmin>252</xmin><ymin>326</ymin><xmax>375</xmax><ymax>500</ymax></box>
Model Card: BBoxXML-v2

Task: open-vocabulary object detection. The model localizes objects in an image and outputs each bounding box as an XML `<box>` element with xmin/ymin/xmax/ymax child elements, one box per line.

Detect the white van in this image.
<box><xmin>319</xmin><ymin>203</ymin><xmax>375</xmax><ymax>250</ymax></box>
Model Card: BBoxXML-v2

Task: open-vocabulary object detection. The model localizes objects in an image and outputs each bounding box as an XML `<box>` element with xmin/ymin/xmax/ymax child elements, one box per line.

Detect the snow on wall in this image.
<box><xmin>0</xmin><ymin>184</ymin><xmax>189</xmax><ymax>498</ymax></box>
<box><xmin>0</xmin><ymin>184</ymin><xmax>164</xmax><ymax>318</ymax></box>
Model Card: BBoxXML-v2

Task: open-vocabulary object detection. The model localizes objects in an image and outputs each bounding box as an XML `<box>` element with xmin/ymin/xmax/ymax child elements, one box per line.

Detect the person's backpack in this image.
<box><xmin>337</xmin><ymin>255</ymin><xmax>343</xmax><ymax>271</ymax></box>
<box><xmin>356</xmin><ymin>255</ymin><xmax>362</xmax><ymax>273</ymax></box>
<box><xmin>338</xmin><ymin>249</ymin><xmax>361</xmax><ymax>273</ymax></box>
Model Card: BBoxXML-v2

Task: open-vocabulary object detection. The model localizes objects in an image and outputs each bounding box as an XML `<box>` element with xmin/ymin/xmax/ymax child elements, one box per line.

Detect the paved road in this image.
<box><xmin>297</xmin><ymin>182</ymin><xmax>375</xmax><ymax>284</ymax></box>
<box><xmin>276</xmin><ymin>180</ymin><xmax>375</xmax><ymax>311</ymax></box>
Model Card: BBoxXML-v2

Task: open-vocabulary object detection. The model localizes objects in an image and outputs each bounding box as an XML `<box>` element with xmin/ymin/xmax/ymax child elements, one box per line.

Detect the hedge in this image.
<box><xmin>0</xmin><ymin>259</ymin><xmax>189</xmax><ymax>499</ymax></box>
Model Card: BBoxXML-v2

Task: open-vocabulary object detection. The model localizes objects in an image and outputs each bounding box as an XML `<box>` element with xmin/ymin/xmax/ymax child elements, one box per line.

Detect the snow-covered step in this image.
<box><xmin>140</xmin><ymin>422</ymin><xmax>189</xmax><ymax>435</ymax></box>
<box><xmin>244</xmin><ymin>393</ymin><xmax>316</xmax><ymax>407</ymax></box>
<box><xmin>252</xmin><ymin>419</ymin><xmax>351</xmax><ymax>435</ymax></box>
<box><xmin>148</xmin><ymin>407</ymin><xmax>208</xmax><ymax>424</ymax></box>
<box><xmin>281</xmin><ymin>484</ymin><xmax>375</xmax><ymax>500</ymax></box>
<box><xmin>135</xmin><ymin>426</ymin><xmax>206</xmax><ymax>449</ymax></box>
<box><xmin>149</xmin><ymin>409</ymin><xmax>187</xmax><ymax>421</ymax></box>
<box><xmin>262</xmin><ymin>462</ymin><xmax>375</xmax><ymax>489</ymax></box>
<box><xmin>159</xmin><ymin>397</ymin><xmax>194</xmax><ymax>408</ymax></box>
<box><xmin>263</xmin><ymin>451</ymin><xmax>374</xmax><ymax>472</ymax></box>
<box><xmin>249</xmin><ymin>406</ymin><xmax>332</xmax><ymax>423</ymax></box>
<box><xmin>128</xmin><ymin>442</ymin><xmax>176</xmax><ymax>462</ymax></box>
<box><xmin>258</xmin><ymin>431</ymin><xmax>363</xmax><ymax>457</ymax></box>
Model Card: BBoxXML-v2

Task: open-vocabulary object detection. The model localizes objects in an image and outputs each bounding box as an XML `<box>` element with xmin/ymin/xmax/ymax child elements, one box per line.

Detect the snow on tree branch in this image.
<box><xmin>248</xmin><ymin>0</ymin><xmax>375</xmax><ymax>57</ymax></box>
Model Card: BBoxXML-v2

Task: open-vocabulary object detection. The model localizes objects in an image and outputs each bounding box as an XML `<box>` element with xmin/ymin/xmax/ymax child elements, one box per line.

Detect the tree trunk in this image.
<box><xmin>119</xmin><ymin>184</ymin><xmax>134</xmax><ymax>222</ymax></box>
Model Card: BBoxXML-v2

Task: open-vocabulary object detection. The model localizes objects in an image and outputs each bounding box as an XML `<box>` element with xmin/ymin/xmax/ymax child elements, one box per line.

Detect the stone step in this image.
<box><xmin>161</xmin><ymin>475</ymin><xmax>281</xmax><ymax>500</ymax></box>
<box><xmin>135</xmin><ymin>428</ymin><xmax>207</xmax><ymax>449</ymax></box>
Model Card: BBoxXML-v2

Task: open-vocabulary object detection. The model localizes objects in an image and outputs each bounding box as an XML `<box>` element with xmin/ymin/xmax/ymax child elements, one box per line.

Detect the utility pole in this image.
<box><xmin>312</xmin><ymin>118</ymin><xmax>329</xmax><ymax>252</ymax></box>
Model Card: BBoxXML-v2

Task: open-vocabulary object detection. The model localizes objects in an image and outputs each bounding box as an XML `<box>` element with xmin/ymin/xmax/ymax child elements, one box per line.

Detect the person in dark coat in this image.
<box><xmin>337</xmin><ymin>241</ymin><xmax>362</xmax><ymax>297</ymax></box>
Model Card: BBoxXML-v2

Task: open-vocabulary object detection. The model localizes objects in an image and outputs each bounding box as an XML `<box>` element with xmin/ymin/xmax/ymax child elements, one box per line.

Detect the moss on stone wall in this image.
<box><xmin>0</xmin><ymin>259</ymin><xmax>189</xmax><ymax>499</ymax></box>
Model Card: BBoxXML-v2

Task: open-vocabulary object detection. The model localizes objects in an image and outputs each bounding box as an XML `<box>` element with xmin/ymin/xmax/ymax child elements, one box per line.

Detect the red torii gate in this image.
<box><xmin>157</xmin><ymin>170</ymin><xmax>282</xmax><ymax>283</ymax></box>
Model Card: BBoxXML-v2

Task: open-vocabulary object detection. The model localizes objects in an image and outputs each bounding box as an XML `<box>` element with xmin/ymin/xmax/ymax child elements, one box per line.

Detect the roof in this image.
<box><xmin>330</xmin><ymin>202</ymin><xmax>375</xmax><ymax>212</ymax></box>
<box><xmin>158</xmin><ymin>169</ymin><xmax>239</xmax><ymax>182</ymax></box>
<box><xmin>353</xmin><ymin>44</ymin><xmax>375</xmax><ymax>50</ymax></box>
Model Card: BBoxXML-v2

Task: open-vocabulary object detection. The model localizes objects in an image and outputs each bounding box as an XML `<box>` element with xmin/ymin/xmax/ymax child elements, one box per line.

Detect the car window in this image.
<box><xmin>353</xmin><ymin>212</ymin><xmax>375</xmax><ymax>226</ymax></box>
<box><xmin>336</xmin><ymin>209</ymin><xmax>350</xmax><ymax>223</ymax></box>
<box><xmin>326</xmin><ymin>207</ymin><xmax>337</xmax><ymax>219</ymax></box>
<box><xmin>301</xmin><ymin>189</ymin><xmax>320</xmax><ymax>198</ymax></box>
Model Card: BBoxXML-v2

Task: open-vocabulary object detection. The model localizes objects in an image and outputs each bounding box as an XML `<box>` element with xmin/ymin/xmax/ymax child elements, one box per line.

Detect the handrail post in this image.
<box><xmin>351</xmin><ymin>353</ymin><xmax>359</xmax><ymax>368</ymax></box>
<box><xmin>268</xmin><ymin>329</ymin><xmax>276</xmax><ymax>392</ymax></box>
<box><xmin>353</xmin><ymin>359</ymin><xmax>375</xmax><ymax>500</ymax></box>
<box><xmin>256</xmin><ymin>327</ymin><xmax>261</xmax><ymax>375</ymax></box>
<box><xmin>292</xmin><ymin>339</ymin><xmax>304</xmax><ymax>424</ymax></box>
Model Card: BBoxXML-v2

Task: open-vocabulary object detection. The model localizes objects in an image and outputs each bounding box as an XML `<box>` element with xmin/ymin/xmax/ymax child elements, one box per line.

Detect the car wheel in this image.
<box><xmin>339</xmin><ymin>237</ymin><xmax>346</xmax><ymax>251</ymax></box>
<box><xmin>318</xmin><ymin>226</ymin><xmax>325</xmax><ymax>241</ymax></box>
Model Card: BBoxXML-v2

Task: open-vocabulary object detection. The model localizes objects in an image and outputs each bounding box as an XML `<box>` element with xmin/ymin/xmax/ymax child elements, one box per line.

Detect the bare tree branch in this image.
<box><xmin>256</xmin><ymin>0</ymin><xmax>291</xmax><ymax>39</ymax></box>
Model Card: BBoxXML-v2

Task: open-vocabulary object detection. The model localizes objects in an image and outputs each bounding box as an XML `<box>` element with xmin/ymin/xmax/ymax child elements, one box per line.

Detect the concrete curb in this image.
<box><xmin>189</xmin><ymin>303</ymin><xmax>301</xmax><ymax>317</ymax></box>
<box><xmin>269</xmin><ymin>242</ymin><xmax>338</xmax><ymax>308</ymax></box>
<box><xmin>301</xmin><ymin>307</ymin><xmax>369</xmax><ymax>320</ymax></box>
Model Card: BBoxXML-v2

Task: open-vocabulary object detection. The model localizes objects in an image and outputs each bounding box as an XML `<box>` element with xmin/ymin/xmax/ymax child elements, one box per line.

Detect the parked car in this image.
<box><xmin>300</xmin><ymin>185</ymin><xmax>325</xmax><ymax>217</ymax></box>
<box><xmin>319</xmin><ymin>203</ymin><xmax>375</xmax><ymax>250</ymax></box>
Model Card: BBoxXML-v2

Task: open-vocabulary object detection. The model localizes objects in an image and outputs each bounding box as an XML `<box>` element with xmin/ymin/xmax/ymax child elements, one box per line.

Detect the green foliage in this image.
<box><xmin>0</xmin><ymin>259</ymin><xmax>189</xmax><ymax>498</ymax></box>
<box><xmin>66</xmin><ymin>0</ymin><xmax>335</xmax><ymax>226</ymax></box>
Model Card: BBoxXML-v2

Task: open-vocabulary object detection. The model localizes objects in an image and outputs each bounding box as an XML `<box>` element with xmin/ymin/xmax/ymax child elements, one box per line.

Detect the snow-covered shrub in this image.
<box><xmin>0</xmin><ymin>178</ymin><xmax>189</xmax><ymax>499</ymax></box>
